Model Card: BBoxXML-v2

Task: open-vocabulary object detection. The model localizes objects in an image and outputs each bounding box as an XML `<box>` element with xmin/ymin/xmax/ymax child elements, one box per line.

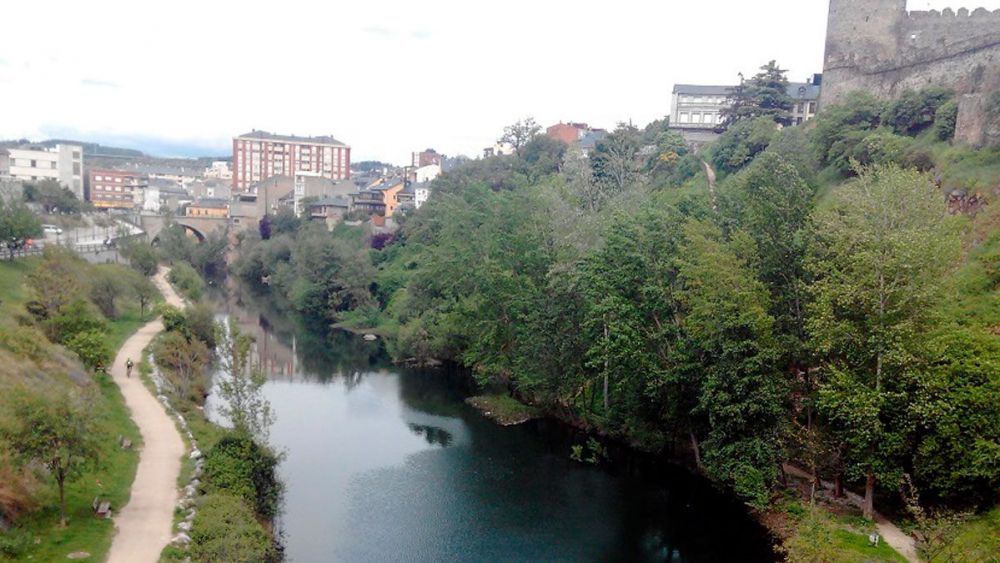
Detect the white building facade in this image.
<box><xmin>8</xmin><ymin>144</ymin><xmax>84</xmax><ymax>200</ymax></box>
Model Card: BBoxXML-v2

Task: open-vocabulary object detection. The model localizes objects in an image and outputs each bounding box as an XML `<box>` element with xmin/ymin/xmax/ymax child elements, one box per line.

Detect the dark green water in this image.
<box><xmin>207</xmin><ymin>291</ymin><xmax>776</xmax><ymax>562</ymax></box>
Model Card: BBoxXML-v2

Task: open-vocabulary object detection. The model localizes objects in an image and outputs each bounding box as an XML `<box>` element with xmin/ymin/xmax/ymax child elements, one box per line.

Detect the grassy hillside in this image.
<box><xmin>0</xmin><ymin>256</ymin><xmax>160</xmax><ymax>560</ymax></box>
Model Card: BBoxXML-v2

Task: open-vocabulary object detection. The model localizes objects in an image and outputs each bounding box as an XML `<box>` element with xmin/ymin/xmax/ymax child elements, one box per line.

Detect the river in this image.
<box><xmin>205</xmin><ymin>288</ymin><xmax>776</xmax><ymax>562</ymax></box>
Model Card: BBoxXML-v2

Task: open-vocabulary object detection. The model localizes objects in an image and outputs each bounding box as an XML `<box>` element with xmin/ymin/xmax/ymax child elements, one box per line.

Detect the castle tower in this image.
<box><xmin>822</xmin><ymin>0</ymin><xmax>906</xmax><ymax>106</ymax></box>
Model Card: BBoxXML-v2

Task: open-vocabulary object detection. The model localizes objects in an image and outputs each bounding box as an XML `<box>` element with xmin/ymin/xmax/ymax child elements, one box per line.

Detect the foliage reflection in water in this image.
<box><xmin>204</xmin><ymin>288</ymin><xmax>776</xmax><ymax>562</ymax></box>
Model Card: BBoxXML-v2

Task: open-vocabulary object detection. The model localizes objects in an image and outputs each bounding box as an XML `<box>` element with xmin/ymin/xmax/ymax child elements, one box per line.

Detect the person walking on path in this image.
<box><xmin>126</xmin><ymin>358</ymin><xmax>134</xmax><ymax>378</ymax></box>
<box><xmin>106</xmin><ymin>268</ymin><xmax>186</xmax><ymax>563</ymax></box>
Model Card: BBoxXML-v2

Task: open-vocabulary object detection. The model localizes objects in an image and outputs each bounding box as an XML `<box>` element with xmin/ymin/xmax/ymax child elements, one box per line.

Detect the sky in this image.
<box><xmin>1</xmin><ymin>0</ymin><xmax>998</xmax><ymax>164</ymax></box>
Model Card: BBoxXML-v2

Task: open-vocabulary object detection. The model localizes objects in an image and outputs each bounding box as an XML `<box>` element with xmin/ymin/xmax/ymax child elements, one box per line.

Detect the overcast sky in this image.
<box><xmin>1</xmin><ymin>0</ymin><xmax>997</xmax><ymax>163</ymax></box>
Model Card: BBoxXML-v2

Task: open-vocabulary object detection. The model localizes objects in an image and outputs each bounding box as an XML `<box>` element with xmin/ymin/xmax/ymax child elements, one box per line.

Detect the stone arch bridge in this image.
<box><xmin>139</xmin><ymin>215</ymin><xmax>230</xmax><ymax>242</ymax></box>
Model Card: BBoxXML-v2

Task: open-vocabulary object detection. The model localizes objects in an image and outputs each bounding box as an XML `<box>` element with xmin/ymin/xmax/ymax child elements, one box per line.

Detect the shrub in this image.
<box><xmin>849</xmin><ymin>129</ymin><xmax>914</xmax><ymax>170</ymax></box>
<box><xmin>811</xmin><ymin>91</ymin><xmax>884</xmax><ymax>169</ymax></box>
<box><xmin>185</xmin><ymin>303</ymin><xmax>219</xmax><ymax>349</ymax></box>
<box><xmin>934</xmin><ymin>99</ymin><xmax>959</xmax><ymax>141</ymax></box>
<box><xmin>884</xmin><ymin>87</ymin><xmax>954</xmax><ymax>136</ymax></box>
<box><xmin>202</xmin><ymin>433</ymin><xmax>282</xmax><ymax>519</ymax></box>
<box><xmin>65</xmin><ymin>329</ymin><xmax>112</xmax><ymax>372</ymax></box>
<box><xmin>189</xmin><ymin>494</ymin><xmax>274</xmax><ymax>563</ymax></box>
<box><xmin>46</xmin><ymin>299</ymin><xmax>107</xmax><ymax>344</ymax></box>
<box><xmin>168</xmin><ymin>262</ymin><xmax>204</xmax><ymax>301</ymax></box>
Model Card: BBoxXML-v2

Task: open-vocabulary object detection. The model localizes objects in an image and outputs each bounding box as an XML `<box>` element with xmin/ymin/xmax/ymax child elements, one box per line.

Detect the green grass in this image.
<box><xmin>0</xmin><ymin>259</ymin><xmax>163</xmax><ymax>561</ymax></box>
<box><xmin>780</xmin><ymin>500</ymin><xmax>908</xmax><ymax>562</ymax></box>
<box><xmin>8</xmin><ymin>372</ymin><xmax>142</xmax><ymax>561</ymax></box>
<box><xmin>940</xmin><ymin>507</ymin><xmax>1000</xmax><ymax>561</ymax></box>
<box><xmin>830</xmin><ymin>527</ymin><xmax>908</xmax><ymax>562</ymax></box>
<box><xmin>0</xmin><ymin>258</ymin><xmax>38</xmax><ymax>318</ymax></box>
<box><xmin>466</xmin><ymin>394</ymin><xmax>540</xmax><ymax>425</ymax></box>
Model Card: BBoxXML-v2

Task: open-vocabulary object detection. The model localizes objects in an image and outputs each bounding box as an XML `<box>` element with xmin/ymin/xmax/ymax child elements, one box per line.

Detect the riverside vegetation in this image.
<box><xmin>234</xmin><ymin>63</ymin><xmax>1000</xmax><ymax>559</ymax></box>
<box><xmin>0</xmin><ymin>247</ymin><xmax>162</xmax><ymax>560</ymax></box>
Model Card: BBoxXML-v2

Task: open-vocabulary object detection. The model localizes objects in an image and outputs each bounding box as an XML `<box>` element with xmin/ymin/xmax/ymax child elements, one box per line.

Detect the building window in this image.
<box><xmin>808</xmin><ymin>102</ymin><xmax>817</xmax><ymax>113</ymax></box>
<box><xmin>680</xmin><ymin>112</ymin><xmax>689</xmax><ymax>123</ymax></box>
<box><xmin>30</xmin><ymin>160</ymin><xmax>37</xmax><ymax>168</ymax></box>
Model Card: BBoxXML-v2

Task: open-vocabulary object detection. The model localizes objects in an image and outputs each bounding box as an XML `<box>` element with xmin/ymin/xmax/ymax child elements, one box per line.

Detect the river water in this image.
<box><xmin>205</xmin><ymin>289</ymin><xmax>776</xmax><ymax>562</ymax></box>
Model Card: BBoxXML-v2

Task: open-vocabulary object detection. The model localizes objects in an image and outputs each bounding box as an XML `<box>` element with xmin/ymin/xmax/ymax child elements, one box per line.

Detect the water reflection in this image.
<box><xmin>205</xmin><ymin>287</ymin><xmax>775</xmax><ymax>562</ymax></box>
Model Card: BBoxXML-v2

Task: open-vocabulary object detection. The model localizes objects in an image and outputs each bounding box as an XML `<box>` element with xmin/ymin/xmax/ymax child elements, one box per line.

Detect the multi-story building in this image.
<box><xmin>7</xmin><ymin>144</ymin><xmax>84</xmax><ymax>199</ymax></box>
<box><xmin>88</xmin><ymin>169</ymin><xmax>147</xmax><ymax>209</ymax></box>
<box><xmin>670</xmin><ymin>76</ymin><xmax>822</xmax><ymax>148</ymax></box>
<box><xmin>789</xmin><ymin>76</ymin><xmax>823</xmax><ymax>125</ymax></box>
<box><xmin>546</xmin><ymin>122</ymin><xmax>592</xmax><ymax>144</ymax></box>
<box><xmin>232</xmin><ymin>130</ymin><xmax>350</xmax><ymax>192</ymax></box>
<box><xmin>411</xmin><ymin>149</ymin><xmax>443</xmax><ymax>168</ymax></box>
<box><xmin>350</xmin><ymin>179</ymin><xmax>405</xmax><ymax>217</ymax></box>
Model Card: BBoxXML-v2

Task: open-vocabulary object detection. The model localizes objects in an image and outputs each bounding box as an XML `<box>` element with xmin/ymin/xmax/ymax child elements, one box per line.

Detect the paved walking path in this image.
<box><xmin>106</xmin><ymin>268</ymin><xmax>186</xmax><ymax>563</ymax></box>
<box><xmin>783</xmin><ymin>464</ymin><xmax>919</xmax><ymax>562</ymax></box>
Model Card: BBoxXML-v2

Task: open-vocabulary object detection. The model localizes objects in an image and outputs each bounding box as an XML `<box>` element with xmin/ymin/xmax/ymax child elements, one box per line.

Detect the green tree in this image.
<box><xmin>66</xmin><ymin>329</ymin><xmax>112</xmax><ymax>372</ymax></box>
<box><xmin>499</xmin><ymin>117</ymin><xmax>541</xmax><ymax>154</ymax></box>
<box><xmin>132</xmin><ymin>275</ymin><xmax>159</xmax><ymax>319</ymax></box>
<box><xmin>0</xmin><ymin>199</ymin><xmax>42</xmax><ymax>259</ymax></box>
<box><xmin>217</xmin><ymin>319</ymin><xmax>273</xmax><ymax>441</ymax></box>
<box><xmin>590</xmin><ymin>123</ymin><xmax>643</xmax><ymax>196</ymax></box>
<box><xmin>807</xmin><ymin>165</ymin><xmax>962</xmax><ymax>519</ymax></box>
<box><xmin>810</xmin><ymin>92</ymin><xmax>885</xmax><ymax>172</ymax></box>
<box><xmin>883</xmin><ymin>87</ymin><xmax>953</xmax><ymax>137</ymax></box>
<box><xmin>0</xmin><ymin>388</ymin><xmax>100</xmax><ymax>527</ymax></box>
<box><xmin>711</xmin><ymin>117</ymin><xmax>779</xmax><ymax>174</ymax></box>
<box><xmin>124</xmin><ymin>242</ymin><xmax>159</xmax><ymax>277</ymax></box>
<box><xmin>676</xmin><ymin>221</ymin><xmax>787</xmax><ymax>508</ymax></box>
<box><xmin>90</xmin><ymin>269</ymin><xmax>124</xmax><ymax>319</ymax></box>
<box><xmin>722</xmin><ymin>60</ymin><xmax>794</xmax><ymax>127</ymax></box>
<box><xmin>908</xmin><ymin>328</ymin><xmax>1000</xmax><ymax>502</ymax></box>
<box><xmin>22</xmin><ymin>180</ymin><xmax>85</xmax><ymax>214</ymax></box>
<box><xmin>27</xmin><ymin>247</ymin><xmax>84</xmax><ymax>321</ymax></box>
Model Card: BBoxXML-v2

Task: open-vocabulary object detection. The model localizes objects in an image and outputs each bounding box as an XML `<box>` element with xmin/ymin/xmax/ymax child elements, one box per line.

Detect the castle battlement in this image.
<box><xmin>822</xmin><ymin>0</ymin><xmax>1000</xmax><ymax>145</ymax></box>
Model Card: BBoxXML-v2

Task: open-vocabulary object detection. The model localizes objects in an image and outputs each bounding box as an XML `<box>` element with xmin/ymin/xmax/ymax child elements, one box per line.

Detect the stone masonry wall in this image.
<box><xmin>823</xmin><ymin>0</ymin><xmax>1000</xmax><ymax>145</ymax></box>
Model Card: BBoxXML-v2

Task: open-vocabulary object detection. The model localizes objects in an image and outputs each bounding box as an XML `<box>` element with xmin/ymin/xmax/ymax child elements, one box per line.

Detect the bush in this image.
<box><xmin>185</xmin><ymin>303</ymin><xmax>219</xmax><ymax>349</ymax></box>
<box><xmin>849</xmin><ymin>129</ymin><xmax>914</xmax><ymax>170</ymax></box>
<box><xmin>934</xmin><ymin>99</ymin><xmax>960</xmax><ymax>141</ymax></box>
<box><xmin>65</xmin><ymin>329</ymin><xmax>112</xmax><ymax>372</ymax></box>
<box><xmin>202</xmin><ymin>433</ymin><xmax>282</xmax><ymax>519</ymax></box>
<box><xmin>811</xmin><ymin>91</ymin><xmax>885</xmax><ymax>169</ymax></box>
<box><xmin>46</xmin><ymin>299</ymin><xmax>107</xmax><ymax>344</ymax></box>
<box><xmin>168</xmin><ymin>262</ymin><xmax>204</xmax><ymax>301</ymax></box>
<box><xmin>189</xmin><ymin>494</ymin><xmax>274</xmax><ymax>563</ymax></box>
<box><xmin>884</xmin><ymin>87</ymin><xmax>953</xmax><ymax>137</ymax></box>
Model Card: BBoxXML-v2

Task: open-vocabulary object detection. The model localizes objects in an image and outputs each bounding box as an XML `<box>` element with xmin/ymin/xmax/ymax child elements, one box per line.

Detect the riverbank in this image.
<box><xmin>465</xmin><ymin>395</ymin><xmax>539</xmax><ymax>425</ymax></box>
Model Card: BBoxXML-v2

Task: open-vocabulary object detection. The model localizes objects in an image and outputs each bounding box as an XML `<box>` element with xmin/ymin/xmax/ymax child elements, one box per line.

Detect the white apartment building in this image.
<box><xmin>414</xmin><ymin>184</ymin><xmax>431</xmax><ymax>209</ymax></box>
<box><xmin>8</xmin><ymin>144</ymin><xmax>84</xmax><ymax>200</ymax></box>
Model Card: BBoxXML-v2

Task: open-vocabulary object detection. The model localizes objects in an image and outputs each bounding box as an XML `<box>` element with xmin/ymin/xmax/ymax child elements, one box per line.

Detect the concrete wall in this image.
<box><xmin>822</xmin><ymin>0</ymin><xmax>1000</xmax><ymax>145</ymax></box>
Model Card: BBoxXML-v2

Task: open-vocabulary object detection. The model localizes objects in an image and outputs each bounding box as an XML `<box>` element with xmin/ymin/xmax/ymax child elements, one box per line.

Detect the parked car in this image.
<box><xmin>42</xmin><ymin>224</ymin><xmax>63</xmax><ymax>235</ymax></box>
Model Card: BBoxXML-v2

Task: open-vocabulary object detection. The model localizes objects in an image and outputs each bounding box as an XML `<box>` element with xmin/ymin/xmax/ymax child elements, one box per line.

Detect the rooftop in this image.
<box><xmin>236</xmin><ymin>130</ymin><xmax>348</xmax><ymax>147</ymax></box>
<box><xmin>672</xmin><ymin>84</ymin><xmax>734</xmax><ymax>96</ymax></box>
<box><xmin>787</xmin><ymin>82</ymin><xmax>821</xmax><ymax>101</ymax></box>
<box><xmin>190</xmin><ymin>198</ymin><xmax>229</xmax><ymax>209</ymax></box>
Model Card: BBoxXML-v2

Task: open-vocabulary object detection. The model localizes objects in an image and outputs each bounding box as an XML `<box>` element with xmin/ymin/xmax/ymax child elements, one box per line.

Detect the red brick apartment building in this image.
<box><xmin>232</xmin><ymin>130</ymin><xmax>351</xmax><ymax>191</ymax></box>
<box><xmin>88</xmin><ymin>169</ymin><xmax>146</xmax><ymax>209</ymax></box>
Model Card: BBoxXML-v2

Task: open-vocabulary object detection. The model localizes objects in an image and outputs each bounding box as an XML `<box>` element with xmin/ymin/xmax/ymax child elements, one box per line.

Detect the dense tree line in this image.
<box><xmin>225</xmin><ymin>85</ymin><xmax>998</xmax><ymax>520</ymax></box>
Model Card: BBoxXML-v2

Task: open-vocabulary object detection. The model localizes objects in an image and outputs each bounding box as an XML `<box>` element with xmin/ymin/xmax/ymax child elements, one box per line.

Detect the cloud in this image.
<box><xmin>81</xmin><ymin>78</ymin><xmax>120</xmax><ymax>89</ymax></box>
<box><xmin>411</xmin><ymin>30</ymin><xmax>431</xmax><ymax>40</ymax></box>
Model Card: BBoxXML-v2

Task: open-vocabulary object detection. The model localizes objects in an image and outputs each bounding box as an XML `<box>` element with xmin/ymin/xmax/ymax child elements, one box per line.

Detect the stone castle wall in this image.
<box><xmin>822</xmin><ymin>0</ymin><xmax>1000</xmax><ymax>145</ymax></box>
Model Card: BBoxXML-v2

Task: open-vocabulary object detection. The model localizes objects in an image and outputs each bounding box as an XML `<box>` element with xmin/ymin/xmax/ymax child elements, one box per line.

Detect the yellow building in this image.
<box><xmin>187</xmin><ymin>198</ymin><xmax>229</xmax><ymax>218</ymax></box>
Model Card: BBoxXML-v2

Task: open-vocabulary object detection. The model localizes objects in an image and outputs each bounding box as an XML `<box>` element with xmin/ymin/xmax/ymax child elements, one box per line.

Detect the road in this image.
<box><xmin>106</xmin><ymin>268</ymin><xmax>186</xmax><ymax>563</ymax></box>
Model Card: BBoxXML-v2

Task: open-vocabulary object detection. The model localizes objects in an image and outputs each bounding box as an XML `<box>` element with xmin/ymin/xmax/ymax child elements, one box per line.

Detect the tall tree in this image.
<box><xmin>722</xmin><ymin>60</ymin><xmax>794</xmax><ymax>128</ymax></box>
<box><xmin>499</xmin><ymin>117</ymin><xmax>541</xmax><ymax>154</ymax></box>
<box><xmin>0</xmin><ymin>388</ymin><xmax>100</xmax><ymax>527</ymax></box>
<box><xmin>590</xmin><ymin>123</ymin><xmax>643</xmax><ymax>197</ymax></box>
<box><xmin>806</xmin><ymin>165</ymin><xmax>962</xmax><ymax>519</ymax></box>
<box><xmin>217</xmin><ymin>319</ymin><xmax>273</xmax><ymax>441</ymax></box>
<box><xmin>676</xmin><ymin>221</ymin><xmax>787</xmax><ymax>508</ymax></box>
